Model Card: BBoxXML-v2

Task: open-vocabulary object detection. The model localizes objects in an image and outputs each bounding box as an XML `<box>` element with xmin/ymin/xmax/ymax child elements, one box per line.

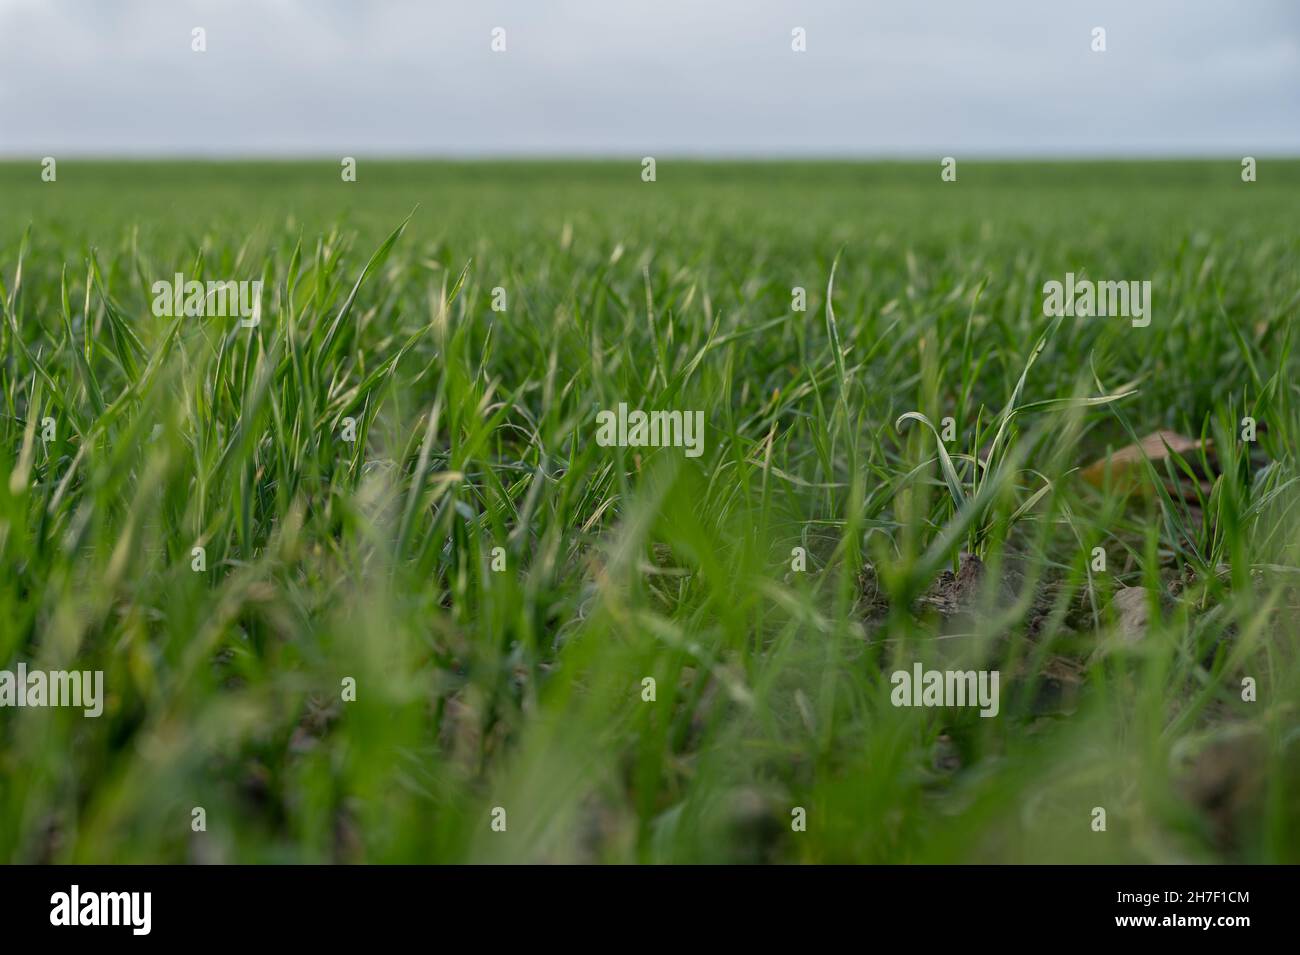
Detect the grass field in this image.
<box><xmin>1</xmin><ymin>160</ymin><xmax>1298</xmax><ymax>863</ymax></box>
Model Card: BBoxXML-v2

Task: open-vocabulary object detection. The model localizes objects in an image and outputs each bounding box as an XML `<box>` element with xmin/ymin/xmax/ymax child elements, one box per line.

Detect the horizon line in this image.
<box><xmin>2</xmin><ymin>153</ymin><xmax>1296</xmax><ymax>163</ymax></box>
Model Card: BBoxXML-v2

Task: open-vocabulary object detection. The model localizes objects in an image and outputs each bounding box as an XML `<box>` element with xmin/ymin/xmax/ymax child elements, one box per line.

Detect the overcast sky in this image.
<box><xmin>1</xmin><ymin>0</ymin><xmax>1297</xmax><ymax>157</ymax></box>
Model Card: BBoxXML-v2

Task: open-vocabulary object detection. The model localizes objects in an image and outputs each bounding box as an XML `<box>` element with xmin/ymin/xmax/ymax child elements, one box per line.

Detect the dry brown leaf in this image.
<box><xmin>1081</xmin><ymin>429</ymin><xmax>1211</xmax><ymax>492</ymax></box>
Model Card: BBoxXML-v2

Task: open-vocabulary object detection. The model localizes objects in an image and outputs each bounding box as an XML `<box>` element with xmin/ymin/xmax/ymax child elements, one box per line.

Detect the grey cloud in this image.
<box><xmin>0</xmin><ymin>0</ymin><xmax>1296</xmax><ymax>156</ymax></box>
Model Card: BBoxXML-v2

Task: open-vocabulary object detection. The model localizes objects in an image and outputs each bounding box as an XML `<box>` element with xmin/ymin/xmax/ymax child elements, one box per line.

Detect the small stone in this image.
<box><xmin>1111</xmin><ymin>586</ymin><xmax>1153</xmax><ymax>643</ymax></box>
